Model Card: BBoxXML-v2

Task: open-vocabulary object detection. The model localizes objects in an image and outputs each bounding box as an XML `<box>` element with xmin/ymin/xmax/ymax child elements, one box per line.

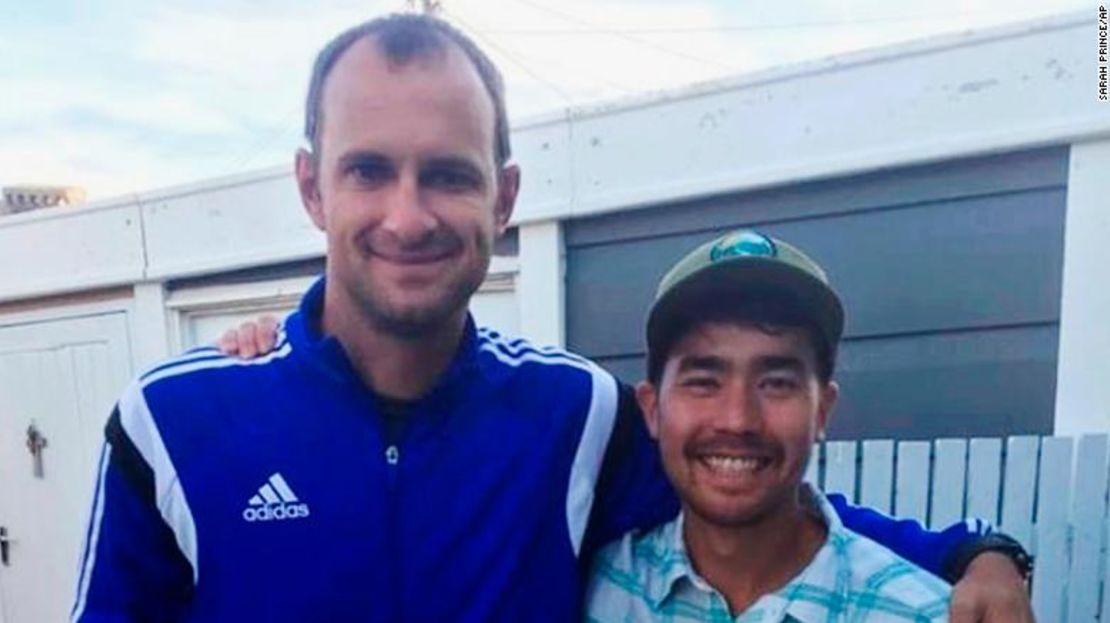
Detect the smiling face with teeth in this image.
<box><xmin>637</xmin><ymin>321</ymin><xmax>838</xmax><ymax>529</ymax></box>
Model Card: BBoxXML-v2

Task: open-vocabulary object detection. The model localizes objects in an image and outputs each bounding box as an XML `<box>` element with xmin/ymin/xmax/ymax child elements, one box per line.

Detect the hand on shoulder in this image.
<box><xmin>217</xmin><ymin>315</ymin><xmax>280</xmax><ymax>359</ymax></box>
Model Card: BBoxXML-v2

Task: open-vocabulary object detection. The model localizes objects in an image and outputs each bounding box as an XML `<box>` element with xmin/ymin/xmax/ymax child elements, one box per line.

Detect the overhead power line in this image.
<box><xmin>223</xmin><ymin>102</ymin><xmax>304</xmax><ymax>172</ymax></box>
<box><xmin>440</xmin><ymin>7</ymin><xmax>576</xmax><ymax>103</ymax></box>
<box><xmin>509</xmin><ymin>0</ymin><xmax>734</xmax><ymax>72</ymax></box>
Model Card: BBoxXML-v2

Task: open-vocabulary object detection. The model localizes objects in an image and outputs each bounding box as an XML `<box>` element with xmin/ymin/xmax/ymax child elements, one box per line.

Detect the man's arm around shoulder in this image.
<box><xmin>829</xmin><ymin>493</ymin><xmax>1034</xmax><ymax>623</ymax></box>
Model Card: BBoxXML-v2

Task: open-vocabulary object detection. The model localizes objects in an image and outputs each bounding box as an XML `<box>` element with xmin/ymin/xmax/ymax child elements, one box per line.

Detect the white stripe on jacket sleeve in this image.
<box><xmin>118</xmin><ymin>380</ymin><xmax>200</xmax><ymax>583</ymax></box>
<box><xmin>566</xmin><ymin>365</ymin><xmax>619</xmax><ymax>557</ymax></box>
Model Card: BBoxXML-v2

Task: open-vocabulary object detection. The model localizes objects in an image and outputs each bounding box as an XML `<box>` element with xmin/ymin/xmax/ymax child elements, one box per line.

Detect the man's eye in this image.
<box><xmin>348</xmin><ymin>162</ymin><xmax>392</xmax><ymax>185</ymax></box>
<box><xmin>681</xmin><ymin>377</ymin><xmax>718</xmax><ymax>392</ymax></box>
<box><xmin>759</xmin><ymin>375</ymin><xmax>799</xmax><ymax>394</ymax></box>
<box><xmin>422</xmin><ymin>168</ymin><xmax>478</xmax><ymax>191</ymax></box>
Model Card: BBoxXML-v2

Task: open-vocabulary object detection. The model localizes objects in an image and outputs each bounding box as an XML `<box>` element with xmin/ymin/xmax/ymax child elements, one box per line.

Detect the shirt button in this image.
<box><xmin>385</xmin><ymin>445</ymin><xmax>400</xmax><ymax>465</ymax></box>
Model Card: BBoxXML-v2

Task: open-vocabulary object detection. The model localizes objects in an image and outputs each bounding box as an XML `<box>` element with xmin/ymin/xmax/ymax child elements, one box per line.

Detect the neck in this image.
<box><xmin>321</xmin><ymin>286</ymin><xmax>466</xmax><ymax>400</ymax></box>
<box><xmin>682</xmin><ymin>491</ymin><xmax>827</xmax><ymax>617</ymax></box>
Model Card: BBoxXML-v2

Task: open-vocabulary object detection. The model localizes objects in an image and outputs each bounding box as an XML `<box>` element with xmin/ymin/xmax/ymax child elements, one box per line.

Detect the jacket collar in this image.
<box><xmin>286</xmin><ymin>276</ymin><xmax>483</xmax><ymax>400</ymax></box>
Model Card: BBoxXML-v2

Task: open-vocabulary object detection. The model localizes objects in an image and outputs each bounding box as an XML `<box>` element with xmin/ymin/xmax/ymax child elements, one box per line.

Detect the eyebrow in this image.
<box><xmin>424</xmin><ymin>157</ymin><xmax>490</xmax><ymax>191</ymax></box>
<box><xmin>423</xmin><ymin>155</ymin><xmax>484</xmax><ymax>175</ymax></box>
<box><xmin>675</xmin><ymin>355</ymin><xmax>729</xmax><ymax>375</ymax></box>
<box><xmin>753</xmin><ymin>355</ymin><xmax>807</xmax><ymax>375</ymax></box>
<box><xmin>675</xmin><ymin>354</ymin><xmax>808</xmax><ymax>376</ymax></box>
<box><xmin>336</xmin><ymin>150</ymin><xmax>391</xmax><ymax>168</ymax></box>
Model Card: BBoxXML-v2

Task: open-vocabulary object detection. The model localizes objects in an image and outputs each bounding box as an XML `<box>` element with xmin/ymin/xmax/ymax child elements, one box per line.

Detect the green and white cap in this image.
<box><xmin>646</xmin><ymin>229</ymin><xmax>844</xmax><ymax>358</ymax></box>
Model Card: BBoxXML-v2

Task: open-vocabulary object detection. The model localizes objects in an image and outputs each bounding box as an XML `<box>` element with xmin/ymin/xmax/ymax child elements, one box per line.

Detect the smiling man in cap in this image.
<box><xmin>585</xmin><ymin>230</ymin><xmax>954</xmax><ymax>621</ymax></box>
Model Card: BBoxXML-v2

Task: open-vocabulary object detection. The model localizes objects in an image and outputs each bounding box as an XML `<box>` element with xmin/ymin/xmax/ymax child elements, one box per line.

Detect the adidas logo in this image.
<box><xmin>242</xmin><ymin>473</ymin><xmax>311</xmax><ymax>522</ymax></box>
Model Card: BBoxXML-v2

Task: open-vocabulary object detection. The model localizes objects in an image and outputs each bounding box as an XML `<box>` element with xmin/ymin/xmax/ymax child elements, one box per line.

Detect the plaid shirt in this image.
<box><xmin>584</xmin><ymin>485</ymin><xmax>951</xmax><ymax>622</ymax></box>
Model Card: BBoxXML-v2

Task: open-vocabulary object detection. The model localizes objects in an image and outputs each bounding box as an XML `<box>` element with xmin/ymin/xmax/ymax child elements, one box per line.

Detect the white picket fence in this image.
<box><xmin>805</xmin><ymin>434</ymin><xmax>1110</xmax><ymax>623</ymax></box>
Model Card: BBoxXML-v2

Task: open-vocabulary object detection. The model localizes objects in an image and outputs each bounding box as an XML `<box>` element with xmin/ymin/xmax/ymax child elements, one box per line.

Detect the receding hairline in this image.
<box><xmin>310</xmin><ymin>30</ymin><xmax>500</xmax><ymax>158</ymax></box>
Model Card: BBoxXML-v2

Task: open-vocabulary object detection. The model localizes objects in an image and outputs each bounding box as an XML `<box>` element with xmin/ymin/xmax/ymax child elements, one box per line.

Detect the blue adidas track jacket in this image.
<box><xmin>72</xmin><ymin>278</ymin><xmax>987</xmax><ymax>622</ymax></box>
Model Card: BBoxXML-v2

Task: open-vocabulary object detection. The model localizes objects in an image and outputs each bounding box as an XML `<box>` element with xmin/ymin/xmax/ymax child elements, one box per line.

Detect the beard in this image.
<box><xmin>353</xmin><ymin>266</ymin><xmax>485</xmax><ymax>339</ymax></box>
<box><xmin>667</xmin><ymin>432</ymin><xmax>804</xmax><ymax>529</ymax></box>
<box><xmin>340</xmin><ymin>235</ymin><xmax>490</xmax><ymax>339</ymax></box>
<box><xmin>326</xmin><ymin>219</ymin><xmax>496</xmax><ymax>339</ymax></box>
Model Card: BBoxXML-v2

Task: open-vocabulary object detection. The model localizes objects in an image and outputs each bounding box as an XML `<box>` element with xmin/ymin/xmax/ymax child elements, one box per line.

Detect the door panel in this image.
<box><xmin>0</xmin><ymin>313</ymin><xmax>131</xmax><ymax>623</ymax></box>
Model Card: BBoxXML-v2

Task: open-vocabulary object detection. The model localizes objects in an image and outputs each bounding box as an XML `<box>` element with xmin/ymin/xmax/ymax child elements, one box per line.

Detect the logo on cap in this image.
<box><xmin>709</xmin><ymin>231</ymin><xmax>777</xmax><ymax>263</ymax></box>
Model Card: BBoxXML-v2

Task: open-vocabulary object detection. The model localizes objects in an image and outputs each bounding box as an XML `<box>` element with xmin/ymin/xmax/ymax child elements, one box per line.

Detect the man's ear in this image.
<box><xmin>816</xmin><ymin>380</ymin><xmax>839</xmax><ymax>439</ymax></box>
<box><xmin>296</xmin><ymin>148</ymin><xmax>326</xmax><ymax>231</ymax></box>
<box><xmin>635</xmin><ymin>381</ymin><xmax>662</xmax><ymax>440</ymax></box>
<box><xmin>494</xmin><ymin>164</ymin><xmax>520</xmax><ymax>236</ymax></box>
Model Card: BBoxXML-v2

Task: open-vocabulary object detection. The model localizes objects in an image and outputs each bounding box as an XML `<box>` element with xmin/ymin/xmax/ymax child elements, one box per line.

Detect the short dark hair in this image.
<box><xmin>303</xmin><ymin>13</ymin><xmax>511</xmax><ymax>165</ymax></box>
<box><xmin>646</xmin><ymin>288</ymin><xmax>836</xmax><ymax>386</ymax></box>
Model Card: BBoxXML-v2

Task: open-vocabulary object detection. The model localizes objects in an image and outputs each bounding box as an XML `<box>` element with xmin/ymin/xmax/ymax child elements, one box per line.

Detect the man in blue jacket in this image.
<box><xmin>72</xmin><ymin>13</ymin><xmax>1032</xmax><ymax>622</ymax></box>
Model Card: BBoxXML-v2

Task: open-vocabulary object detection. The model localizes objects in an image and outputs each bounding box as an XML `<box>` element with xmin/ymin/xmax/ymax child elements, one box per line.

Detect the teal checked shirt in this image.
<box><xmin>584</xmin><ymin>485</ymin><xmax>951</xmax><ymax>622</ymax></box>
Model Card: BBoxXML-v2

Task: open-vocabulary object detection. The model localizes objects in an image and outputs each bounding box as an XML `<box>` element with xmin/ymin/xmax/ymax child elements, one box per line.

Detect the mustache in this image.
<box><xmin>358</xmin><ymin>229</ymin><xmax>463</xmax><ymax>258</ymax></box>
<box><xmin>685</xmin><ymin>432</ymin><xmax>781</xmax><ymax>458</ymax></box>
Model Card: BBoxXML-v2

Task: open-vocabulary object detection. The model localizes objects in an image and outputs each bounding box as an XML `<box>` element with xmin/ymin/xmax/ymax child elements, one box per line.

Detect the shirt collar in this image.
<box><xmin>644</xmin><ymin>484</ymin><xmax>851</xmax><ymax>620</ymax></box>
<box><xmin>643</xmin><ymin>513</ymin><xmax>699</xmax><ymax>610</ymax></box>
<box><xmin>285</xmin><ymin>276</ymin><xmax>483</xmax><ymax>395</ymax></box>
<box><xmin>777</xmin><ymin>486</ymin><xmax>852</xmax><ymax>622</ymax></box>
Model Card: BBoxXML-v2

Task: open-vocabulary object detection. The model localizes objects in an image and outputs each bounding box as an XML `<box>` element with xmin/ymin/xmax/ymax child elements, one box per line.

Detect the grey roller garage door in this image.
<box><xmin>565</xmin><ymin>147</ymin><xmax>1068</xmax><ymax>440</ymax></box>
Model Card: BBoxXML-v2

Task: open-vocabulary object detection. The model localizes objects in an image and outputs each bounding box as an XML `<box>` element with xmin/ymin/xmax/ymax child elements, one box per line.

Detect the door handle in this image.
<box><xmin>0</xmin><ymin>526</ymin><xmax>9</xmax><ymax>566</ymax></box>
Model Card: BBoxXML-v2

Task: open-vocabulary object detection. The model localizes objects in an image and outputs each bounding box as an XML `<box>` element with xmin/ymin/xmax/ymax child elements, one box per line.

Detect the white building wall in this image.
<box><xmin>516</xmin><ymin>221</ymin><xmax>564</xmax><ymax>347</ymax></box>
<box><xmin>0</xmin><ymin>201</ymin><xmax>144</xmax><ymax>302</ymax></box>
<box><xmin>1054</xmin><ymin>138</ymin><xmax>1110</xmax><ymax>435</ymax></box>
<box><xmin>141</xmin><ymin>169</ymin><xmax>322</xmax><ymax>280</ymax></box>
<box><xmin>130</xmin><ymin>282</ymin><xmax>171</xmax><ymax>366</ymax></box>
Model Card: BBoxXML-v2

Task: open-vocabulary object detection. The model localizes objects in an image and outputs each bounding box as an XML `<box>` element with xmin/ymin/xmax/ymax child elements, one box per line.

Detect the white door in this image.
<box><xmin>0</xmin><ymin>313</ymin><xmax>131</xmax><ymax>623</ymax></box>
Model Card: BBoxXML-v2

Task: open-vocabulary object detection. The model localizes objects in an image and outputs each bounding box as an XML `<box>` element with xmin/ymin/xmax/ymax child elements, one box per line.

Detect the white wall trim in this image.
<box><xmin>0</xmin><ymin>296</ymin><xmax>132</xmax><ymax>330</ymax></box>
<box><xmin>1054</xmin><ymin>138</ymin><xmax>1110</xmax><ymax>436</ymax></box>
<box><xmin>165</xmin><ymin>276</ymin><xmax>317</xmax><ymax>311</ymax></box>
<box><xmin>130</xmin><ymin>283</ymin><xmax>171</xmax><ymax>370</ymax></box>
<box><xmin>516</xmin><ymin>220</ymin><xmax>564</xmax><ymax>347</ymax></box>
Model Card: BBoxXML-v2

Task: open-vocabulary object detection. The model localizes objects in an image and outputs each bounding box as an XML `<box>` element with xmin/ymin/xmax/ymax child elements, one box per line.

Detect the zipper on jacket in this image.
<box><xmin>375</xmin><ymin>394</ymin><xmax>411</xmax><ymax>620</ymax></box>
<box><xmin>385</xmin><ymin>444</ymin><xmax>400</xmax><ymax>486</ymax></box>
<box><xmin>382</xmin><ymin>438</ymin><xmax>402</xmax><ymax>620</ymax></box>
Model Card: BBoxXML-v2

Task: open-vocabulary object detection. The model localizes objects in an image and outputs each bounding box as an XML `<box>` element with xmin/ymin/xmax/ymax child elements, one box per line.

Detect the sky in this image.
<box><xmin>0</xmin><ymin>0</ymin><xmax>1092</xmax><ymax>201</ymax></box>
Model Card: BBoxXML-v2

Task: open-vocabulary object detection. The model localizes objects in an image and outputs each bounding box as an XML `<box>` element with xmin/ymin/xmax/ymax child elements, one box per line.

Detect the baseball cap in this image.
<box><xmin>645</xmin><ymin>229</ymin><xmax>844</xmax><ymax>371</ymax></box>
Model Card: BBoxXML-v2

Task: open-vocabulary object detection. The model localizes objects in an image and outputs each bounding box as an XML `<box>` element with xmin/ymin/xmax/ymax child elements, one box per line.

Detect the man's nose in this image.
<box><xmin>379</xmin><ymin>173</ymin><xmax>436</xmax><ymax>244</ymax></box>
<box><xmin>719</xmin><ymin>384</ymin><xmax>764</xmax><ymax>433</ymax></box>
